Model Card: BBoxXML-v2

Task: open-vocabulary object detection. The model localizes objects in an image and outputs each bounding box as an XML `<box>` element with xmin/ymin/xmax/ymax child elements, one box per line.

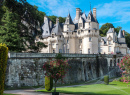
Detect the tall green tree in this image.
<box><xmin>99</xmin><ymin>23</ymin><xmax>114</xmax><ymax>36</ymax></box>
<box><xmin>0</xmin><ymin>10</ymin><xmax>25</xmax><ymax>52</ymax></box>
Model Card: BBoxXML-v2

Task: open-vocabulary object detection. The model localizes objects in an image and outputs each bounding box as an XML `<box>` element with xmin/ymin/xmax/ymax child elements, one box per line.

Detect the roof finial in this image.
<box><xmin>90</xmin><ymin>2</ymin><xmax>91</xmax><ymax>11</ymax></box>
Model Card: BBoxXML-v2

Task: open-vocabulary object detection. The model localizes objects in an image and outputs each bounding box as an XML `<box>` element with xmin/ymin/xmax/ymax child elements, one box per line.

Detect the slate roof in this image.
<box><xmin>51</xmin><ymin>22</ymin><xmax>62</xmax><ymax>35</ymax></box>
<box><xmin>65</xmin><ymin>13</ymin><xmax>74</xmax><ymax>24</ymax></box>
<box><xmin>101</xmin><ymin>37</ymin><xmax>107</xmax><ymax>44</ymax></box>
<box><xmin>107</xmin><ymin>28</ymin><xmax>114</xmax><ymax>33</ymax></box>
<box><xmin>86</xmin><ymin>10</ymin><xmax>98</xmax><ymax>23</ymax></box>
<box><xmin>81</xmin><ymin>12</ymin><xmax>87</xmax><ymax>21</ymax></box>
<box><xmin>118</xmin><ymin>29</ymin><xmax>124</xmax><ymax>38</ymax></box>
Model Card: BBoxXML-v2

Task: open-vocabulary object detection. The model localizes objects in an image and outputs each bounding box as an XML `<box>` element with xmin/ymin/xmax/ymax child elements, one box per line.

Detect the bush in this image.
<box><xmin>45</xmin><ymin>76</ymin><xmax>53</xmax><ymax>91</ymax></box>
<box><xmin>0</xmin><ymin>43</ymin><xmax>8</xmax><ymax>95</ymax></box>
<box><xmin>104</xmin><ymin>75</ymin><xmax>109</xmax><ymax>85</ymax></box>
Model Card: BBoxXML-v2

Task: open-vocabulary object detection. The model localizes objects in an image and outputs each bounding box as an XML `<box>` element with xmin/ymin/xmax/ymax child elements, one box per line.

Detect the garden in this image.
<box><xmin>1</xmin><ymin>44</ymin><xmax>130</xmax><ymax>95</ymax></box>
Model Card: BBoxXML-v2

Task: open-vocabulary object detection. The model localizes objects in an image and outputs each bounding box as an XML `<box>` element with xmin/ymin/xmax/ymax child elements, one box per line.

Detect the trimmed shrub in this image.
<box><xmin>104</xmin><ymin>75</ymin><xmax>109</xmax><ymax>85</ymax></box>
<box><xmin>45</xmin><ymin>76</ymin><xmax>53</xmax><ymax>91</ymax></box>
<box><xmin>0</xmin><ymin>43</ymin><xmax>8</xmax><ymax>95</ymax></box>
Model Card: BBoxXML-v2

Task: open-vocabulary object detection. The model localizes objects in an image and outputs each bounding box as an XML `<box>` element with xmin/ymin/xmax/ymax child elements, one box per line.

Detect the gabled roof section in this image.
<box><xmin>107</xmin><ymin>28</ymin><xmax>114</xmax><ymax>34</ymax></box>
<box><xmin>41</xmin><ymin>17</ymin><xmax>52</xmax><ymax>38</ymax></box>
<box><xmin>51</xmin><ymin>22</ymin><xmax>62</xmax><ymax>36</ymax></box>
<box><xmin>86</xmin><ymin>10</ymin><xmax>97</xmax><ymax>22</ymax></box>
<box><xmin>81</xmin><ymin>12</ymin><xmax>87</xmax><ymax>21</ymax></box>
<box><xmin>118</xmin><ymin>29</ymin><xmax>124</xmax><ymax>38</ymax></box>
<box><xmin>65</xmin><ymin>13</ymin><xmax>74</xmax><ymax>24</ymax></box>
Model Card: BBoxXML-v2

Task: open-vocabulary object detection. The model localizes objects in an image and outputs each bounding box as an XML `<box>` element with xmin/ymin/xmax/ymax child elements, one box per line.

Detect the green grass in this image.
<box><xmin>37</xmin><ymin>81</ymin><xmax>130</xmax><ymax>95</ymax></box>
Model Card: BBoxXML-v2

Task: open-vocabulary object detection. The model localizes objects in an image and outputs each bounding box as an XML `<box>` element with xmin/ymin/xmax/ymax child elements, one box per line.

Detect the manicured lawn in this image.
<box><xmin>38</xmin><ymin>81</ymin><xmax>130</xmax><ymax>95</ymax></box>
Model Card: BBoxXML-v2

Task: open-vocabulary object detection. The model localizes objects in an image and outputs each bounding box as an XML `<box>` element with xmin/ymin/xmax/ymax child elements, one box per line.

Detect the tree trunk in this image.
<box><xmin>54</xmin><ymin>81</ymin><xmax>57</xmax><ymax>92</ymax></box>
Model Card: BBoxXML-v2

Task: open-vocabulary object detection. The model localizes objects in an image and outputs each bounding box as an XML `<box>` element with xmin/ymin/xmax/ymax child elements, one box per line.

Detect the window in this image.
<box><xmin>88</xmin><ymin>30</ymin><xmax>90</xmax><ymax>33</ymax></box>
<box><xmin>59</xmin><ymin>49</ymin><xmax>62</xmax><ymax>53</ymax></box>
<box><xmin>53</xmin><ymin>50</ymin><xmax>55</xmax><ymax>53</ymax></box>
<box><xmin>89</xmin><ymin>17</ymin><xmax>90</xmax><ymax>19</ymax></box>
<box><xmin>109</xmin><ymin>41</ymin><xmax>111</xmax><ymax>45</ymax></box>
<box><xmin>78</xmin><ymin>31</ymin><xmax>80</xmax><ymax>34</ymax></box>
<box><xmin>79</xmin><ymin>39</ymin><xmax>82</xmax><ymax>43</ymax></box>
<box><xmin>88</xmin><ymin>48</ymin><xmax>90</xmax><ymax>54</ymax></box>
<box><xmin>79</xmin><ymin>23</ymin><xmax>82</xmax><ymax>27</ymax></box>
<box><xmin>43</xmin><ymin>30</ymin><xmax>44</xmax><ymax>33</ymax></box>
<box><xmin>46</xmin><ymin>31</ymin><xmax>48</xmax><ymax>33</ymax></box>
<box><xmin>100</xmin><ymin>48</ymin><xmax>102</xmax><ymax>53</ymax></box>
<box><xmin>67</xmin><ymin>49</ymin><xmax>69</xmax><ymax>53</ymax></box>
<box><xmin>67</xmin><ymin>19</ymin><xmax>69</xmax><ymax>23</ymax></box>
<box><xmin>110</xmin><ymin>60</ymin><xmax>112</xmax><ymax>67</ymax></box>
<box><xmin>67</xmin><ymin>39</ymin><xmax>69</xmax><ymax>43</ymax></box>
<box><xmin>114</xmin><ymin>60</ymin><xmax>116</xmax><ymax>66</ymax></box>
<box><xmin>89</xmin><ymin>22</ymin><xmax>90</xmax><ymax>25</ymax></box>
<box><xmin>109</xmin><ymin>46</ymin><xmax>112</xmax><ymax>52</ymax></box>
<box><xmin>52</xmin><ymin>34</ymin><xmax>54</xmax><ymax>38</ymax></box>
<box><xmin>89</xmin><ymin>37</ymin><xmax>91</xmax><ymax>42</ymax></box>
<box><xmin>118</xmin><ymin>59</ymin><xmax>120</xmax><ymax>63</ymax></box>
<box><xmin>67</xmin><ymin>25</ymin><xmax>69</xmax><ymax>28</ymax></box>
<box><xmin>80</xmin><ymin>50</ymin><xmax>82</xmax><ymax>54</ymax></box>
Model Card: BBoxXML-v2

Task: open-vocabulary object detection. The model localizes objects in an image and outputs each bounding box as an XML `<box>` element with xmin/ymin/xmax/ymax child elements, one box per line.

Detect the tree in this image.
<box><xmin>43</xmin><ymin>54</ymin><xmax>69</xmax><ymax>92</ymax></box>
<box><xmin>114</xmin><ymin>26</ymin><xmax>122</xmax><ymax>34</ymax></box>
<box><xmin>125</xmin><ymin>33</ymin><xmax>130</xmax><ymax>48</ymax></box>
<box><xmin>100</xmin><ymin>23</ymin><xmax>114</xmax><ymax>36</ymax></box>
<box><xmin>0</xmin><ymin>10</ymin><xmax>26</xmax><ymax>52</ymax></box>
<box><xmin>117</xmin><ymin>55</ymin><xmax>130</xmax><ymax>83</ymax></box>
<box><xmin>48</xmin><ymin>15</ymin><xmax>66</xmax><ymax>24</ymax></box>
<box><xmin>0</xmin><ymin>43</ymin><xmax>8</xmax><ymax>95</ymax></box>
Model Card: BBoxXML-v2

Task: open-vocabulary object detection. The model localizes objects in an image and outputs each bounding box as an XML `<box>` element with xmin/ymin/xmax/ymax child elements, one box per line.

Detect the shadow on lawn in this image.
<box><xmin>39</xmin><ymin>90</ymin><xmax>121</xmax><ymax>95</ymax></box>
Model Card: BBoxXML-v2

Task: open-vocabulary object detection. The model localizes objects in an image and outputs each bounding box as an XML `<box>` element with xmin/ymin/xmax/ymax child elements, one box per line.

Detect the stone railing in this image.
<box><xmin>8</xmin><ymin>52</ymin><xmax>124</xmax><ymax>59</ymax></box>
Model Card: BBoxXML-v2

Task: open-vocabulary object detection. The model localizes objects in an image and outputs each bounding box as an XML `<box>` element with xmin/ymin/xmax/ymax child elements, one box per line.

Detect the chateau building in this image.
<box><xmin>36</xmin><ymin>8</ymin><xmax>129</xmax><ymax>55</ymax></box>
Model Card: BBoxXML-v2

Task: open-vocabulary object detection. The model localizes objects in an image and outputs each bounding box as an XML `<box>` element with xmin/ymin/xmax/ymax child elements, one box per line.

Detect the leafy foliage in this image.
<box><xmin>43</xmin><ymin>54</ymin><xmax>69</xmax><ymax>92</ymax></box>
<box><xmin>0</xmin><ymin>10</ymin><xmax>26</xmax><ymax>52</ymax></box>
<box><xmin>117</xmin><ymin>55</ymin><xmax>130</xmax><ymax>83</ymax></box>
<box><xmin>0</xmin><ymin>43</ymin><xmax>8</xmax><ymax>95</ymax></box>
<box><xmin>48</xmin><ymin>15</ymin><xmax>65</xmax><ymax>24</ymax></box>
<box><xmin>45</xmin><ymin>76</ymin><xmax>53</xmax><ymax>91</ymax></box>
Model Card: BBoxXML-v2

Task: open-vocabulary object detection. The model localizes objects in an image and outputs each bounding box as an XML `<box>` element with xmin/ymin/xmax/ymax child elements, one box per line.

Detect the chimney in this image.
<box><xmin>76</xmin><ymin>8</ymin><xmax>81</xmax><ymax>20</ymax></box>
<box><xmin>44</xmin><ymin>15</ymin><xmax>47</xmax><ymax>22</ymax></box>
<box><xmin>50</xmin><ymin>21</ymin><xmax>52</xmax><ymax>28</ymax></box>
<box><xmin>93</xmin><ymin>8</ymin><xmax>96</xmax><ymax>20</ymax></box>
<box><xmin>123</xmin><ymin>30</ymin><xmax>125</xmax><ymax>36</ymax></box>
<box><xmin>56</xmin><ymin>18</ymin><xmax>59</xmax><ymax>24</ymax></box>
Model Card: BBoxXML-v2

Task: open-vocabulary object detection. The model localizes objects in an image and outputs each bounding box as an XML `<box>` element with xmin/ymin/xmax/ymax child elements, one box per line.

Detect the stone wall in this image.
<box><xmin>5</xmin><ymin>53</ymin><xmax>123</xmax><ymax>88</ymax></box>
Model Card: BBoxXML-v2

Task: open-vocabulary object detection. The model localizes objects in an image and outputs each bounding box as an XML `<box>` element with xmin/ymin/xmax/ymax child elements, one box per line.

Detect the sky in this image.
<box><xmin>27</xmin><ymin>0</ymin><xmax>130</xmax><ymax>33</ymax></box>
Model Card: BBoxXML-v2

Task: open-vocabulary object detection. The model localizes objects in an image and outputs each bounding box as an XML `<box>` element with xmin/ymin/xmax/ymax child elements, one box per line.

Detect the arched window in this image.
<box><xmin>88</xmin><ymin>62</ymin><xmax>91</xmax><ymax>71</ymax></box>
<box><xmin>110</xmin><ymin>60</ymin><xmax>112</xmax><ymax>67</ymax></box>
<box><xmin>114</xmin><ymin>60</ymin><xmax>116</xmax><ymax>66</ymax></box>
<box><xmin>118</xmin><ymin>59</ymin><xmax>120</xmax><ymax>63</ymax></box>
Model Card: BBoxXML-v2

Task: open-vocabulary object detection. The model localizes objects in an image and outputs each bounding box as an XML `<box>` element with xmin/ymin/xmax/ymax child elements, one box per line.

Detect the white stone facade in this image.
<box><xmin>36</xmin><ymin>8</ymin><xmax>129</xmax><ymax>55</ymax></box>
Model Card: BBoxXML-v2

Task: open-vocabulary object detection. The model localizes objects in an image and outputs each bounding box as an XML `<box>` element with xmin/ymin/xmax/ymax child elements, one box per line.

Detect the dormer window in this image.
<box><xmin>78</xmin><ymin>31</ymin><xmax>80</xmax><ymax>34</ymax></box>
<box><xmin>89</xmin><ymin>17</ymin><xmax>90</xmax><ymax>19</ymax></box>
<box><xmin>46</xmin><ymin>31</ymin><xmax>48</xmax><ymax>33</ymax></box>
<box><xmin>43</xmin><ymin>30</ymin><xmax>44</xmax><ymax>33</ymax></box>
<box><xmin>52</xmin><ymin>34</ymin><xmax>54</xmax><ymax>38</ymax></box>
<box><xmin>88</xmin><ymin>30</ymin><xmax>90</xmax><ymax>33</ymax></box>
<box><xmin>67</xmin><ymin>25</ymin><xmax>69</xmax><ymax>28</ymax></box>
<box><xmin>67</xmin><ymin>19</ymin><xmax>69</xmax><ymax>23</ymax></box>
<box><xmin>109</xmin><ymin>41</ymin><xmax>111</xmax><ymax>45</ymax></box>
<box><xmin>89</xmin><ymin>22</ymin><xmax>90</xmax><ymax>25</ymax></box>
<box><xmin>79</xmin><ymin>23</ymin><xmax>82</xmax><ymax>28</ymax></box>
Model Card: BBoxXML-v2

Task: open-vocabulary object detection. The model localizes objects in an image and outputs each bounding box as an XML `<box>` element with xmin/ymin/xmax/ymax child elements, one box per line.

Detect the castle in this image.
<box><xmin>35</xmin><ymin>8</ymin><xmax>129</xmax><ymax>55</ymax></box>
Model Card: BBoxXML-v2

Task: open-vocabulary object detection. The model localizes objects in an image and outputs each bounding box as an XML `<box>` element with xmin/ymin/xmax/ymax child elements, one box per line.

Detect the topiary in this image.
<box><xmin>45</xmin><ymin>76</ymin><xmax>53</xmax><ymax>91</ymax></box>
<box><xmin>0</xmin><ymin>43</ymin><xmax>8</xmax><ymax>95</ymax></box>
<box><xmin>104</xmin><ymin>75</ymin><xmax>109</xmax><ymax>85</ymax></box>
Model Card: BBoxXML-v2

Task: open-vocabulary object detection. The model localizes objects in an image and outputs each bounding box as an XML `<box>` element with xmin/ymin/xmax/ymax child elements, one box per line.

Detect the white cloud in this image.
<box><xmin>29</xmin><ymin>0</ymin><xmax>78</xmax><ymax>18</ymax></box>
<box><xmin>95</xmin><ymin>1</ymin><xmax>130</xmax><ymax>23</ymax></box>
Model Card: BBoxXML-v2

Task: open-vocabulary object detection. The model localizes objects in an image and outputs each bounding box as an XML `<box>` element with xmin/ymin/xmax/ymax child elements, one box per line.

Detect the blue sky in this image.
<box><xmin>27</xmin><ymin>0</ymin><xmax>130</xmax><ymax>33</ymax></box>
